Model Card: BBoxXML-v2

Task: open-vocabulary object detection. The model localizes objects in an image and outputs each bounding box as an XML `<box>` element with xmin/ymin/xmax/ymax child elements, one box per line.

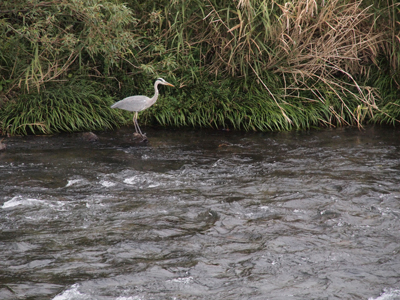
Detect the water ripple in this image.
<box><xmin>1</xmin><ymin>127</ymin><xmax>400</xmax><ymax>299</ymax></box>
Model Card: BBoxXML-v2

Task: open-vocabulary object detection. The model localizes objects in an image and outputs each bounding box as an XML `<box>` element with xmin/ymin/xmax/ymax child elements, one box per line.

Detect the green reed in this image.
<box><xmin>0</xmin><ymin>81</ymin><xmax>127</xmax><ymax>135</ymax></box>
<box><xmin>1</xmin><ymin>0</ymin><xmax>399</xmax><ymax>135</ymax></box>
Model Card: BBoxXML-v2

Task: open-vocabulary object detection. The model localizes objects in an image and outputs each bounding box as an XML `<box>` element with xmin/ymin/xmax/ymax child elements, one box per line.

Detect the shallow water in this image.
<box><xmin>1</xmin><ymin>126</ymin><xmax>400</xmax><ymax>300</ymax></box>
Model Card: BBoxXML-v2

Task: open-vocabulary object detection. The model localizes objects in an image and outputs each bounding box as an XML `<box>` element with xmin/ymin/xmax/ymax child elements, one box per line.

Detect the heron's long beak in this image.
<box><xmin>166</xmin><ymin>83</ymin><xmax>174</xmax><ymax>87</ymax></box>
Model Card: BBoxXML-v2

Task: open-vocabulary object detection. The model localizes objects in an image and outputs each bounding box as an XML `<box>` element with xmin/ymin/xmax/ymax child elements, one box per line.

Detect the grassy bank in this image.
<box><xmin>0</xmin><ymin>0</ymin><xmax>399</xmax><ymax>135</ymax></box>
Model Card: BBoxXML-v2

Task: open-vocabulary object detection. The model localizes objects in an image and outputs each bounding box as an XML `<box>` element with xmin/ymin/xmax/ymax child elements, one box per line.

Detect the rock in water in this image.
<box><xmin>0</xmin><ymin>138</ymin><xmax>6</xmax><ymax>151</ymax></box>
<box><xmin>81</xmin><ymin>132</ymin><xmax>99</xmax><ymax>142</ymax></box>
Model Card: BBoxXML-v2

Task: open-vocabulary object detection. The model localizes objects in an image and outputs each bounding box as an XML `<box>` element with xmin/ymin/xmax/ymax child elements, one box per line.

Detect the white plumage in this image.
<box><xmin>111</xmin><ymin>78</ymin><xmax>174</xmax><ymax>140</ymax></box>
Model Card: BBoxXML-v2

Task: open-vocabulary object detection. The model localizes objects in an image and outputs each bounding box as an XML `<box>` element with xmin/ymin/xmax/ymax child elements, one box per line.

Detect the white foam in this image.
<box><xmin>65</xmin><ymin>179</ymin><xmax>83</xmax><ymax>187</ymax></box>
<box><xmin>369</xmin><ymin>288</ymin><xmax>400</xmax><ymax>300</ymax></box>
<box><xmin>260</xmin><ymin>206</ymin><xmax>271</xmax><ymax>211</ymax></box>
<box><xmin>148</xmin><ymin>183</ymin><xmax>160</xmax><ymax>188</ymax></box>
<box><xmin>53</xmin><ymin>284</ymin><xmax>144</xmax><ymax>300</ymax></box>
<box><xmin>100</xmin><ymin>180</ymin><xmax>116</xmax><ymax>187</ymax></box>
<box><xmin>124</xmin><ymin>176</ymin><xmax>139</xmax><ymax>185</ymax></box>
<box><xmin>2</xmin><ymin>196</ymin><xmax>44</xmax><ymax>209</ymax></box>
<box><xmin>167</xmin><ymin>276</ymin><xmax>193</xmax><ymax>284</ymax></box>
<box><xmin>2</xmin><ymin>195</ymin><xmax>65</xmax><ymax>210</ymax></box>
<box><xmin>52</xmin><ymin>284</ymin><xmax>86</xmax><ymax>300</ymax></box>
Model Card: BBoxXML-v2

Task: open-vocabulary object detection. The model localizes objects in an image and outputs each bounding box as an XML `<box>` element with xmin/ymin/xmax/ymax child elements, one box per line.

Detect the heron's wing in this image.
<box><xmin>110</xmin><ymin>96</ymin><xmax>149</xmax><ymax>112</ymax></box>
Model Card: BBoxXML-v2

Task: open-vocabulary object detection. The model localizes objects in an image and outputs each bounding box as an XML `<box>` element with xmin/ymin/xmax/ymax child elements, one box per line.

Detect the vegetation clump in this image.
<box><xmin>0</xmin><ymin>0</ymin><xmax>399</xmax><ymax>135</ymax></box>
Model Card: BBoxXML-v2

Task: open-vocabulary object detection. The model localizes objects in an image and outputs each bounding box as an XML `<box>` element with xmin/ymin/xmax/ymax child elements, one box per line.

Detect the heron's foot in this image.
<box><xmin>133</xmin><ymin>132</ymin><xmax>146</xmax><ymax>138</ymax></box>
<box><xmin>133</xmin><ymin>132</ymin><xmax>148</xmax><ymax>142</ymax></box>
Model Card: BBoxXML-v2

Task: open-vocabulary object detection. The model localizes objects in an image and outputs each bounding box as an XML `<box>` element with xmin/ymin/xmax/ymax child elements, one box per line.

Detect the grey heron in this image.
<box><xmin>111</xmin><ymin>78</ymin><xmax>174</xmax><ymax>140</ymax></box>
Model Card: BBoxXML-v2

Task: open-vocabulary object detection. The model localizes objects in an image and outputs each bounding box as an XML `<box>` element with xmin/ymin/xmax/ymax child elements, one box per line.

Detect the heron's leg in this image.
<box><xmin>134</xmin><ymin>112</ymin><xmax>142</xmax><ymax>136</ymax></box>
<box><xmin>135</xmin><ymin>119</ymin><xmax>145</xmax><ymax>137</ymax></box>
<box><xmin>133</xmin><ymin>112</ymin><xmax>146</xmax><ymax>140</ymax></box>
<box><xmin>133</xmin><ymin>113</ymin><xmax>139</xmax><ymax>134</ymax></box>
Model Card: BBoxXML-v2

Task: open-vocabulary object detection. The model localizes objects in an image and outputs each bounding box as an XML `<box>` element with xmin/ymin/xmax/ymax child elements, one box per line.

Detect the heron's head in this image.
<box><xmin>156</xmin><ymin>78</ymin><xmax>174</xmax><ymax>87</ymax></box>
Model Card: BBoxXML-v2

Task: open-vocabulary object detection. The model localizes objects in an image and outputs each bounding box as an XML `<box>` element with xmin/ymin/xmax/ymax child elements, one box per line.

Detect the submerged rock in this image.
<box><xmin>80</xmin><ymin>132</ymin><xmax>99</xmax><ymax>142</ymax></box>
<box><xmin>0</xmin><ymin>138</ymin><xmax>6</xmax><ymax>151</ymax></box>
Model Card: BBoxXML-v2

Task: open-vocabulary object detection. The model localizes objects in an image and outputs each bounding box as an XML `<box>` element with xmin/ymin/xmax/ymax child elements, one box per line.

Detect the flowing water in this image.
<box><xmin>1</xmin><ymin>126</ymin><xmax>400</xmax><ymax>300</ymax></box>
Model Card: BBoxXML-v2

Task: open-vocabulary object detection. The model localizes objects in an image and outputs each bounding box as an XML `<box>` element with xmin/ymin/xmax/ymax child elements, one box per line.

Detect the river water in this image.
<box><xmin>1</xmin><ymin>126</ymin><xmax>400</xmax><ymax>300</ymax></box>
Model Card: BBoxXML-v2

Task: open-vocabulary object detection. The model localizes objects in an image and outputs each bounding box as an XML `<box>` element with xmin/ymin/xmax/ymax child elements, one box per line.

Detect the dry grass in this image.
<box><xmin>2</xmin><ymin>0</ymin><xmax>399</xmax><ymax>135</ymax></box>
<box><xmin>192</xmin><ymin>0</ymin><xmax>385</xmax><ymax>127</ymax></box>
<box><xmin>269</xmin><ymin>0</ymin><xmax>383</xmax><ymax>126</ymax></box>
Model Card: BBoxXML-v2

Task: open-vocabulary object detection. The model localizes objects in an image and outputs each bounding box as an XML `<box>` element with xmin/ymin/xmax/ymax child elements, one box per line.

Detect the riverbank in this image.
<box><xmin>0</xmin><ymin>0</ymin><xmax>399</xmax><ymax>135</ymax></box>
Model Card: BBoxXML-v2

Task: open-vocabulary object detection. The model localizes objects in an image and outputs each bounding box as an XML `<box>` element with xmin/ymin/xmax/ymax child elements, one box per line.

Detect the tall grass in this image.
<box><xmin>0</xmin><ymin>81</ymin><xmax>127</xmax><ymax>135</ymax></box>
<box><xmin>143</xmin><ymin>0</ymin><xmax>391</xmax><ymax>129</ymax></box>
<box><xmin>1</xmin><ymin>0</ymin><xmax>399</xmax><ymax>135</ymax></box>
<box><xmin>141</xmin><ymin>72</ymin><xmax>362</xmax><ymax>131</ymax></box>
<box><xmin>0</xmin><ymin>0</ymin><xmax>138</xmax><ymax>96</ymax></box>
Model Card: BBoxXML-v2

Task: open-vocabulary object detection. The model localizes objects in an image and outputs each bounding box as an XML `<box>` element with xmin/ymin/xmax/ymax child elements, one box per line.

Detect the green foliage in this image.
<box><xmin>369</xmin><ymin>71</ymin><xmax>400</xmax><ymax>125</ymax></box>
<box><xmin>0</xmin><ymin>0</ymin><xmax>138</xmax><ymax>94</ymax></box>
<box><xmin>0</xmin><ymin>81</ymin><xmax>127</xmax><ymax>135</ymax></box>
<box><xmin>0</xmin><ymin>0</ymin><xmax>399</xmax><ymax>136</ymax></box>
<box><xmin>141</xmin><ymin>71</ymin><xmax>365</xmax><ymax>131</ymax></box>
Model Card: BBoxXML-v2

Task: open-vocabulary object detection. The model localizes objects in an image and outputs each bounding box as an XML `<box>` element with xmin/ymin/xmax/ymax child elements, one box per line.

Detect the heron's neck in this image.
<box><xmin>148</xmin><ymin>81</ymin><xmax>159</xmax><ymax>106</ymax></box>
<box><xmin>153</xmin><ymin>81</ymin><xmax>159</xmax><ymax>99</ymax></box>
